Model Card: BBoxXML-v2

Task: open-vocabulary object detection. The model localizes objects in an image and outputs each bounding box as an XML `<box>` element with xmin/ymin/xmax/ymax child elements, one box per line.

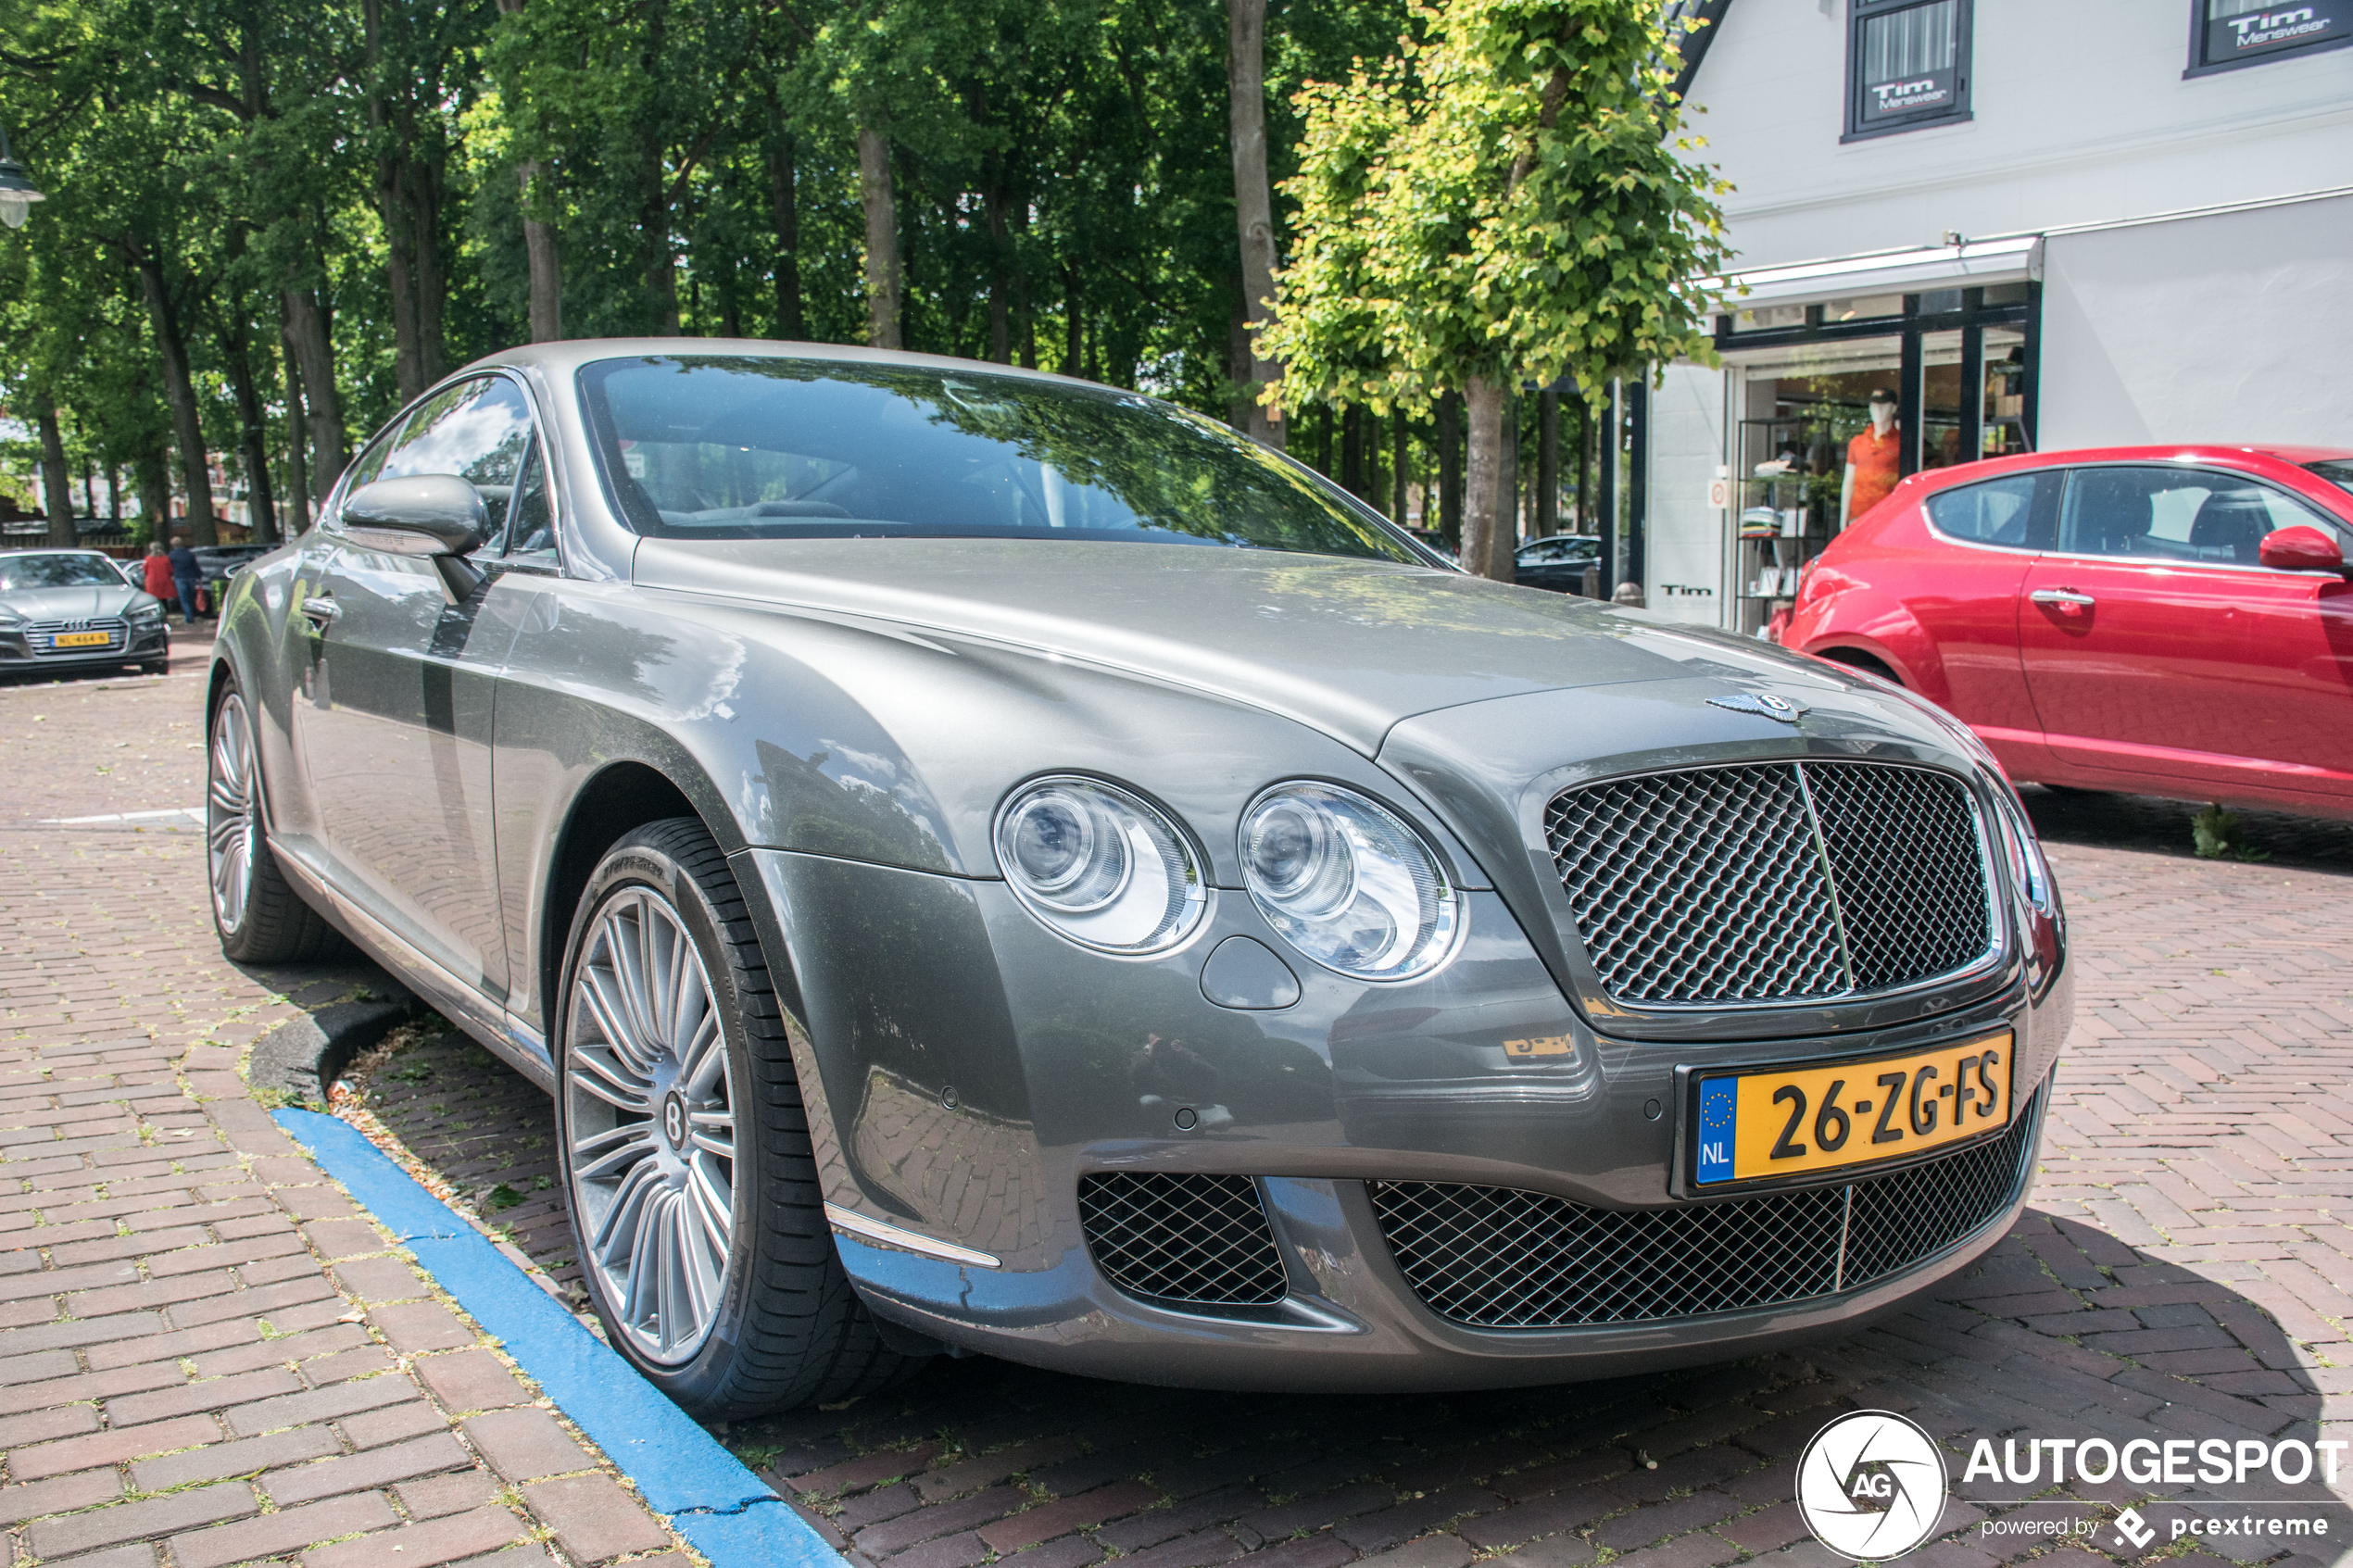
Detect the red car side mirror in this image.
<box><xmin>2259</xmin><ymin>524</ymin><xmax>2347</xmax><ymax>573</ymax></box>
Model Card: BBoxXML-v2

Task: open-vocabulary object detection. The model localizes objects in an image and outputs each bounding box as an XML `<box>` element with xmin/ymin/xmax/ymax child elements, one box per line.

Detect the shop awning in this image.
<box><xmin>1708</xmin><ymin>234</ymin><xmax>2041</xmax><ymax>309</ymax></box>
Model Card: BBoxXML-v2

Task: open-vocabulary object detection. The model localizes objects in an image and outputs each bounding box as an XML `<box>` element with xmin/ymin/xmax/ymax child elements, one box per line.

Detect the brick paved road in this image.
<box><xmin>14</xmin><ymin>632</ymin><xmax>2353</xmax><ymax>1568</ymax></box>
<box><xmin>1</xmin><ymin>637</ymin><xmax>691</xmax><ymax>1568</ymax></box>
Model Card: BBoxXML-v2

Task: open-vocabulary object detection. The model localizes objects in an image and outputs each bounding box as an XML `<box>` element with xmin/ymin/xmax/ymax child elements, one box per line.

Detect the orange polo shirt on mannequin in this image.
<box><xmin>1845</xmin><ymin>425</ymin><xmax>1900</xmax><ymax>521</ymax></box>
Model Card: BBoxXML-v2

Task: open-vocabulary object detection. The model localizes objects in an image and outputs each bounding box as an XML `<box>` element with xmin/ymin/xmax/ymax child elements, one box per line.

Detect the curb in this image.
<box><xmin>245</xmin><ymin>989</ymin><xmax>417</xmax><ymax>1103</ymax></box>
<box><xmin>274</xmin><ymin>1108</ymin><xmax>839</xmax><ymax>1568</ymax></box>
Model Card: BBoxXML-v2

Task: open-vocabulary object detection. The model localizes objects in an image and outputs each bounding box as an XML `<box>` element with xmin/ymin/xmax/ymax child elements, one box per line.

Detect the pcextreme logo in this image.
<box><xmin>1795</xmin><ymin>1411</ymin><xmax>1947</xmax><ymax>1562</ymax></box>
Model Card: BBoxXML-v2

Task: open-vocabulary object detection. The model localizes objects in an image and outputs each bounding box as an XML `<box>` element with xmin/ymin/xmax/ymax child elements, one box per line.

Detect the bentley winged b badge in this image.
<box><xmin>1709</xmin><ymin>692</ymin><xmax>1809</xmax><ymax>724</ymax></box>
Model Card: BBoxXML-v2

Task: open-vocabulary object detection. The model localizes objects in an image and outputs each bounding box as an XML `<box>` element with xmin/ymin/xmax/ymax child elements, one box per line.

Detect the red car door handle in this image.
<box><xmin>2030</xmin><ymin>587</ymin><xmax>2095</xmax><ymax>614</ymax></box>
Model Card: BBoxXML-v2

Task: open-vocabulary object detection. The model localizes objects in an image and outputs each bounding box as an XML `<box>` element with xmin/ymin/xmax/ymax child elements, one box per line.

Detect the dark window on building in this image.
<box><xmin>2187</xmin><ymin>0</ymin><xmax>2350</xmax><ymax>75</ymax></box>
<box><xmin>1845</xmin><ymin>0</ymin><xmax>1972</xmax><ymax>141</ymax></box>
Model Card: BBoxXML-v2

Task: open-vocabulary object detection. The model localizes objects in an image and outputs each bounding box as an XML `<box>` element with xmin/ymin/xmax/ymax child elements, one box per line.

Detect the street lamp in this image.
<box><xmin>0</xmin><ymin>127</ymin><xmax>45</xmax><ymax>229</ymax></box>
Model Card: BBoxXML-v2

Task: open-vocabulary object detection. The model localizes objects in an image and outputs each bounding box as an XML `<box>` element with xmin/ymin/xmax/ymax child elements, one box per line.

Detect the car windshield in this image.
<box><xmin>2306</xmin><ymin>459</ymin><xmax>2353</xmax><ymax>499</ymax></box>
<box><xmin>0</xmin><ymin>554</ymin><xmax>125</xmax><ymax>590</ymax></box>
<box><xmin>575</xmin><ymin>356</ymin><xmax>1422</xmax><ymax>563</ymax></box>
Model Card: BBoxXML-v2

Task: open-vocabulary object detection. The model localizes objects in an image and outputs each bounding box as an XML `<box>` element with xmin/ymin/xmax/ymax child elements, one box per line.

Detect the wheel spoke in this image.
<box><xmin>569</xmin><ymin>1046</ymin><xmax>653</xmax><ymax>1114</ymax></box>
<box><xmin>571</xmin><ymin>1122</ymin><xmax>657</xmax><ymax>1183</ymax></box>
<box><xmin>686</xmin><ymin>1153</ymin><xmax>732</xmax><ymax>1257</ymax></box>
<box><xmin>593</xmin><ymin>1158</ymin><xmax>661</xmax><ymax>1265</ymax></box>
<box><xmin>686</xmin><ymin>1110</ymin><xmax>733</xmax><ymax>1161</ymax></box>
<box><xmin>578</xmin><ymin>959</ymin><xmax>654</xmax><ymax>1075</ymax></box>
<box><xmin>676</xmin><ymin>1009</ymin><xmax>724</xmax><ymax>1100</ymax></box>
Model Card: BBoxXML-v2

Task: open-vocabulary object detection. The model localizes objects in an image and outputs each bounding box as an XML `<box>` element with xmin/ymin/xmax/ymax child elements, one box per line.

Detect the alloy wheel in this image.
<box><xmin>564</xmin><ymin>888</ymin><xmax>737</xmax><ymax>1364</ymax></box>
<box><xmin>207</xmin><ymin>693</ymin><xmax>258</xmax><ymax>934</ymax></box>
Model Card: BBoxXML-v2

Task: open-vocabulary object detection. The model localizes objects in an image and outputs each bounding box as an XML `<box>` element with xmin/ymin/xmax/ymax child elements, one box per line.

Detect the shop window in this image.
<box><xmin>2187</xmin><ymin>0</ymin><xmax>2350</xmax><ymax>76</ymax></box>
<box><xmin>1845</xmin><ymin>0</ymin><xmax>1972</xmax><ymax>141</ymax></box>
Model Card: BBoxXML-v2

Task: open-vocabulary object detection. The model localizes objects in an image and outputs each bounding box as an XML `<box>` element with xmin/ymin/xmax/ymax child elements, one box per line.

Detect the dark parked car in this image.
<box><xmin>0</xmin><ymin>549</ymin><xmax>170</xmax><ymax>675</ymax></box>
<box><xmin>1515</xmin><ymin>534</ymin><xmax>1602</xmax><ymax>594</ymax></box>
<box><xmin>207</xmin><ymin>342</ymin><xmax>2070</xmax><ymax>1414</ymax></box>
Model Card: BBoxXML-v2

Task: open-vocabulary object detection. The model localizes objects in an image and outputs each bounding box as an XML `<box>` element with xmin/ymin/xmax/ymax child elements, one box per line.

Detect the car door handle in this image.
<box><xmin>299</xmin><ymin>596</ymin><xmax>340</xmax><ymax>629</ymax></box>
<box><xmin>2029</xmin><ymin>587</ymin><xmax>2095</xmax><ymax>611</ymax></box>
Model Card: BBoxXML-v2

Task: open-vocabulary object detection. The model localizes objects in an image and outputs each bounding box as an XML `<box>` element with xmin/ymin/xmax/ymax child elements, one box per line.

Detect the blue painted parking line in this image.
<box><xmin>275</xmin><ymin>1108</ymin><xmax>840</xmax><ymax>1568</ymax></box>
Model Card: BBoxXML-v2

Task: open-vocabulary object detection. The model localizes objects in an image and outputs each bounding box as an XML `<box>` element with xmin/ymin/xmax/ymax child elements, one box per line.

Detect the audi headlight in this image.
<box><xmin>1240</xmin><ymin>782</ymin><xmax>1460</xmax><ymax>980</ymax></box>
<box><xmin>128</xmin><ymin>600</ymin><xmax>164</xmax><ymax>624</ymax></box>
<box><xmin>995</xmin><ymin>776</ymin><xmax>1206</xmax><ymax>954</ymax></box>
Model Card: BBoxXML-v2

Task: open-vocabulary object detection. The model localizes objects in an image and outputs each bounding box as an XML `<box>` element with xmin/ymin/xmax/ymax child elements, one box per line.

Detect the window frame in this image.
<box><xmin>2183</xmin><ymin>0</ymin><xmax>2353</xmax><ymax>79</ymax></box>
<box><xmin>1843</xmin><ymin>0</ymin><xmax>1975</xmax><ymax>144</ymax></box>
<box><xmin>1919</xmin><ymin>469</ymin><xmax>2062</xmax><ymax>556</ymax></box>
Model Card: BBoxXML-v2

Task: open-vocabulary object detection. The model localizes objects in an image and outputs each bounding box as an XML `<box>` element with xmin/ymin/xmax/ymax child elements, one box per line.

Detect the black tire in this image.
<box><xmin>552</xmin><ymin>818</ymin><xmax>923</xmax><ymax>1416</ymax></box>
<box><xmin>208</xmin><ymin>679</ymin><xmax>339</xmax><ymax>962</ymax></box>
<box><xmin>143</xmin><ymin>659</ymin><xmax>170</xmax><ymax>675</ymax></box>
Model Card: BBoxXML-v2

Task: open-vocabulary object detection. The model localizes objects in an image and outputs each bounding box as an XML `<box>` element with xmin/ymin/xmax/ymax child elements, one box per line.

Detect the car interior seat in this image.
<box><xmin>2186</xmin><ymin>492</ymin><xmax>2270</xmax><ymax>565</ymax></box>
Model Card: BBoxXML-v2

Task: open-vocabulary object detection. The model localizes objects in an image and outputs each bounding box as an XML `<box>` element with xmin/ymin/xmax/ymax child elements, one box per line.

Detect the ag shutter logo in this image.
<box><xmin>1797</xmin><ymin>1411</ymin><xmax>1948</xmax><ymax>1562</ymax></box>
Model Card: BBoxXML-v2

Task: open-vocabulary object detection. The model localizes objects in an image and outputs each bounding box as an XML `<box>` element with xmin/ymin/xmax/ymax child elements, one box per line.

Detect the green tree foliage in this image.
<box><xmin>1262</xmin><ymin>0</ymin><xmax>1731</xmax><ymax>578</ymax></box>
<box><xmin>0</xmin><ymin>0</ymin><xmax>1441</xmax><ymax>544</ymax></box>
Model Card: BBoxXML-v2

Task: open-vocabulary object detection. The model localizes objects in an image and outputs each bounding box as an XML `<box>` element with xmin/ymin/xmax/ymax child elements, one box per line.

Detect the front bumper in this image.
<box><xmin>0</xmin><ymin>623</ymin><xmax>169</xmax><ymax>671</ymax></box>
<box><xmin>740</xmin><ymin>844</ymin><xmax>2071</xmax><ymax>1391</ymax></box>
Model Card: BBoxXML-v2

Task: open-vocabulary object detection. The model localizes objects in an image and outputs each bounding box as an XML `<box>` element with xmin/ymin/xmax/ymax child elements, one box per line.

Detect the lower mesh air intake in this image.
<box><xmin>1078</xmin><ymin>1172</ymin><xmax>1289</xmax><ymax>1307</ymax></box>
<box><xmin>1372</xmin><ymin>1089</ymin><xmax>2041</xmax><ymax>1329</ymax></box>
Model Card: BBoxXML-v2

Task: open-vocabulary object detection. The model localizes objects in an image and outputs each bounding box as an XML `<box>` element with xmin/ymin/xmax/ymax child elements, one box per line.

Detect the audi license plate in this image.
<box><xmin>1690</xmin><ymin>1030</ymin><xmax>2013</xmax><ymax>1186</ymax></box>
<box><xmin>52</xmin><ymin>631</ymin><xmax>110</xmax><ymax>648</ymax></box>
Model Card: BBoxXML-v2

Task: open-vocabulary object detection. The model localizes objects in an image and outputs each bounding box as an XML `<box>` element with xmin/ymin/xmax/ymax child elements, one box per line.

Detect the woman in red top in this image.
<box><xmin>140</xmin><ymin>543</ymin><xmax>174</xmax><ymax>602</ymax></box>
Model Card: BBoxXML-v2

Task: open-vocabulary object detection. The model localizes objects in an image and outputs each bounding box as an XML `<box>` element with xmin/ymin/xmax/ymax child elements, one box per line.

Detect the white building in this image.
<box><xmin>1642</xmin><ymin>0</ymin><xmax>2353</xmax><ymax>633</ymax></box>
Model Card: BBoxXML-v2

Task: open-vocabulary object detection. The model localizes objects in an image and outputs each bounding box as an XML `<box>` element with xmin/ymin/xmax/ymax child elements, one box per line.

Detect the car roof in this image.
<box><xmin>459</xmin><ymin>336</ymin><xmax>1106</xmax><ymax>393</ymax></box>
<box><xmin>1904</xmin><ymin>443</ymin><xmax>2353</xmax><ymax>490</ymax></box>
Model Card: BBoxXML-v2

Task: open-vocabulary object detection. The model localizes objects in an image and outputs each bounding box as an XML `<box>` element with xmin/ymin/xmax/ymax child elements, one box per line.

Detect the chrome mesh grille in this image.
<box><xmin>1371</xmin><ymin>1089</ymin><xmax>2040</xmax><ymax>1330</ymax></box>
<box><xmin>1077</xmin><ymin>1173</ymin><xmax>1288</xmax><ymax>1308</ymax></box>
<box><xmin>1545</xmin><ymin>761</ymin><xmax>1991</xmax><ymax>1005</ymax></box>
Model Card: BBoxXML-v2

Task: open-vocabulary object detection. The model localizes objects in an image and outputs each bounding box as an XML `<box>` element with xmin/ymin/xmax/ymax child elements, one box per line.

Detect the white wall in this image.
<box><xmin>2039</xmin><ymin>192</ymin><xmax>2353</xmax><ymax>449</ymax></box>
<box><xmin>1645</xmin><ymin>362</ymin><xmax>1730</xmax><ymax>625</ymax></box>
<box><xmin>1688</xmin><ymin>0</ymin><xmax>2353</xmax><ymax>270</ymax></box>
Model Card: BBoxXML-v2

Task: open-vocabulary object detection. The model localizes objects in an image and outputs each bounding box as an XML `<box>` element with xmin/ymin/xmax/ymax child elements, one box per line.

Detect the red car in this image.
<box><xmin>1783</xmin><ymin>445</ymin><xmax>2353</xmax><ymax>819</ymax></box>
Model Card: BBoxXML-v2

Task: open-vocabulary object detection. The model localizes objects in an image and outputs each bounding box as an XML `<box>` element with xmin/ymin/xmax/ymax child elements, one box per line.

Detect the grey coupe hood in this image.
<box><xmin>634</xmin><ymin>536</ymin><xmax>1829</xmax><ymax>755</ymax></box>
<box><xmin>2</xmin><ymin>585</ymin><xmax>142</xmax><ymax>622</ymax></box>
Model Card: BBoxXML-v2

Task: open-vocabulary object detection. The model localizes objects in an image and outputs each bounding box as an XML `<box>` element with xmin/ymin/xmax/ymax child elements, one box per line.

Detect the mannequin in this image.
<box><xmin>1841</xmin><ymin>389</ymin><xmax>1900</xmax><ymax>525</ymax></box>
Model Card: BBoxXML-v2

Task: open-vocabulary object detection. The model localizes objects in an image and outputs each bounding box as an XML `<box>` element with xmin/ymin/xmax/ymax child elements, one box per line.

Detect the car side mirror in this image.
<box><xmin>342</xmin><ymin>474</ymin><xmax>488</xmax><ymax>558</ymax></box>
<box><xmin>2258</xmin><ymin>524</ymin><xmax>2347</xmax><ymax>574</ymax></box>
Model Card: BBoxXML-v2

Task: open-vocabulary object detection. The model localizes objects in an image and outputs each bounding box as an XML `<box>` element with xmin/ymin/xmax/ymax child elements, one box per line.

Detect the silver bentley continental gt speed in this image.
<box><xmin>206</xmin><ymin>342</ymin><xmax>2070</xmax><ymax>1415</ymax></box>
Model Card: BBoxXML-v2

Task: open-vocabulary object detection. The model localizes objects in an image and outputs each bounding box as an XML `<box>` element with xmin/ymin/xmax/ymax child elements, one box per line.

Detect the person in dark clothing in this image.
<box><xmin>166</xmin><ymin>538</ymin><xmax>202</xmax><ymax>624</ymax></box>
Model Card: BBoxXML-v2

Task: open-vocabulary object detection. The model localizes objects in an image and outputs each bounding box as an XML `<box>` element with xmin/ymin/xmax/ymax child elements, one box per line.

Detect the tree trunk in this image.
<box><xmin>764</xmin><ymin>109</ymin><xmax>800</xmax><ymax>339</ymax></box>
<box><xmin>137</xmin><ymin>257</ymin><xmax>219</xmax><ymax>546</ymax></box>
<box><xmin>1461</xmin><ymin>375</ymin><xmax>1511</xmax><ymax>582</ymax></box>
<box><xmin>36</xmin><ymin>398</ymin><xmax>74</xmax><ymax>548</ymax></box>
<box><xmin>858</xmin><ymin>126</ymin><xmax>901</xmax><ymax>350</ymax></box>
<box><xmin>134</xmin><ymin>440</ymin><xmax>169</xmax><ymax>543</ymax></box>
<box><xmin>514</xmin><ymin>163</ymin><xmax>561</xmax><ymax>342</ymax></box>
<box><xmin>1536</xmin><ymin>386</ymin><xmax>1559</xmax><ymax>538</ymax></box>
<box><xmin>283</xmin><ymin>286</ymin><xmax>348</xmax><ymax>499</ymax></box>
<box><xmin>410</xmin><ymin>157</ymin><xmax>447</xmax><ymax>383</ymax></box>
<box><xmin>1062</xmin><ymin>262</ymin><xmax>1082</xmax><ymax>376</ymax></box>
<box><xmin>283</xmin><ymin>351</ymin><xmax>311</xmax><ymax>535</ymax></box>
<box><xmin>221</xmin><ymin>320</ymin><xmax>279</xmax><ymax>546</ymax></box>
<box><xmin>1494</xmin><ymin>386</ymin><xmax>1519</xmax><ymax>577</ymax></box>
<box><xmin>1391</xmin><ymin>413</ymin><xmax>1407</xmax><ymax>523</ymax></box>
<box><xmin>1227</xmin><ymin>0</ymin><xmax>1282</xmax><ymax>447</ymax></box>
<box><xmin>1438</xmin><ymin>391</ymin><xmax>1463</xmax><ymax>551</ymax></box>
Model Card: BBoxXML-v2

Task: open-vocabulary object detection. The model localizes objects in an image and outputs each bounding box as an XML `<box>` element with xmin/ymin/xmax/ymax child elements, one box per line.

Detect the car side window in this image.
<box><xmin>1923</xmin><ymin>471</ymin><xmax>2051</xmax><ymax>547</ymax></box>
<box><xmin>2058</xmin><ymin>467</ymin><xmax>2336</xmax><ymax>568</ymax></box>
<box><xmin>378</xmin><ymin>377</ymin><xmax>536</xmax><ymax>500</ymax></box>
<box><xmin>503</xmin><ymin>445</ymin><xmax>559</xmax><ymax>565</ymax></box>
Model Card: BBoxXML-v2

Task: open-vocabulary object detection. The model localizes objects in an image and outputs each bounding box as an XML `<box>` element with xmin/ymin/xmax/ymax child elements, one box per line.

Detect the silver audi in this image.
<box><xmin>0</xmin><ymin>548</ymin><xmax>170</xmax><ymax>676</ymax></box>
<box><xmin>205</xmin><ymin>342</ymin><xmax>2071</xmax><ymax>1415</ymax></box>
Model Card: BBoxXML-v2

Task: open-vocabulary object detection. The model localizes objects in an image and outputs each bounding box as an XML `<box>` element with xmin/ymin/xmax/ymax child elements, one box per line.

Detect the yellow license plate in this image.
<box><xmin>1691</xmin><ymin>1030</ymin><xmax>2013</xmax><ymax>1186</ymax></box>
<box><xmin>52</xmin><ymin>631</ymin><xmax>110</xmax><ymax>648</ymax></box>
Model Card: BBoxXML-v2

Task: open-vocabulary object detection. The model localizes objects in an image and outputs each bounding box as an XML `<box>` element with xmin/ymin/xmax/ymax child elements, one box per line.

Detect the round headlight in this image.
<box><xmin>1239</xmin><ymin>783</ymin><xmax>1459</xmax><ymax>980</ymax></box>
<box><xmin>995</xmin><ymin>777</ymin><xmax>1204</xmax><ymax>953</ymax></box>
